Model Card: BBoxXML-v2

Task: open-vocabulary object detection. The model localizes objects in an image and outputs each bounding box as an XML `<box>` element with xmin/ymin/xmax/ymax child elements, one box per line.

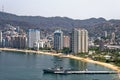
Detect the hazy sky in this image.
<box><xmin>0</xmin><ymin>0</ymin><xmax>120</xmax><ymax>19</ymax></box>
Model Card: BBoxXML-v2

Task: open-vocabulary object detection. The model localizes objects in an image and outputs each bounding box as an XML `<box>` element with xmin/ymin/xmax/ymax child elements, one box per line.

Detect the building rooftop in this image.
<box><xmin>28</xmin><ymin>29</ymin><xmax>40</xmax><ymax>32</ymax></box>
<box><xmin>54</xmin><ymin>30</ymin><xmax>63</xmax><ymax>33</ymax></box>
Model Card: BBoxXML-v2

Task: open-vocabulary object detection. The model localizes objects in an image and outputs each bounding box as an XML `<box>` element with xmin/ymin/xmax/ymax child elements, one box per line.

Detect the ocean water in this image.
<box><xmin>0</xmin><ymin>51</ymin><xmax>119</xmax><ymax>80</ymax></box>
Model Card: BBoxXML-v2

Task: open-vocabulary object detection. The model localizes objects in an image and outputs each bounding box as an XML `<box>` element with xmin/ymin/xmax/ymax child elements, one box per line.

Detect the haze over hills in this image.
<box><xmin>0</xmin><ymin>11</ymin><xmax>120</xmax><ymax>37</ymax></box>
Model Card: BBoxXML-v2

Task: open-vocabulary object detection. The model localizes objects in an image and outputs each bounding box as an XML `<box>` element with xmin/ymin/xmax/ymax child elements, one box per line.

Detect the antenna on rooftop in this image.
<box><xmin>1</xmin><ymin>0</ymin><xmax>5</xmax><ymax>12</ymax></box>
<box><xmin>2</xmin><ymin>5</ymin><xmax>4</xmax><ymax>12</ymax></box>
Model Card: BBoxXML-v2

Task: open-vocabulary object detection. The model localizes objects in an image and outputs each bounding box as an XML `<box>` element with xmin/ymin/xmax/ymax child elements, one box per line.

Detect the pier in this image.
<box><xmin>45</xmin><ymin>70</ymin><xmax>119</xmax><ymax>74</ymax></box>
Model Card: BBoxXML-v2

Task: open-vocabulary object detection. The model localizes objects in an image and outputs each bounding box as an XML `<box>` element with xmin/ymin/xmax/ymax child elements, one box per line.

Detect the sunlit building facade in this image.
<box><xmin>71</xmin><ymin>28</ymin><xmax>88</xmax><ymax>53</ymax></box>
<box><xmin>28</xmin><ymin>29</ymin><xmax>40</xmax><ymax>48</ymax></box>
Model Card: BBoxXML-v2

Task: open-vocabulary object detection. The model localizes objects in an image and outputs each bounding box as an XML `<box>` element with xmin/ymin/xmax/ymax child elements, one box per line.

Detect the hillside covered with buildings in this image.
<box><xmin>1</xmin><ymin>11</ymin><xmax>120</xmax><ymax>37</ymax></box>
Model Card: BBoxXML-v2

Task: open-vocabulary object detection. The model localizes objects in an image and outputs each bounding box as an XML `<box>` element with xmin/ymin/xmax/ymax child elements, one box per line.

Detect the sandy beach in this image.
<box><xmin>1</xmin><ymin>48</ymin><xmax>120</xmax><ymax>72</ymax></box>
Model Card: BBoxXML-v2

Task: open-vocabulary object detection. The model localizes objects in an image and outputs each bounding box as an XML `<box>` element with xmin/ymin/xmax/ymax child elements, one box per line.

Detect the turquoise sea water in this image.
<box><xmin>0</xmin><ymin>51</ymin><xmax>119</xmax><ymax>80</ymax></box>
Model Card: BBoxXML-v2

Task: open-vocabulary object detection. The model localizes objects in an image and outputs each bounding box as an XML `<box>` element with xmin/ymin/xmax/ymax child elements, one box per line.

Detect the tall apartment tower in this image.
<box><xmin>63</xmin><ymin>36</ymin><xmax>70</xmax><ymax>48</ymax></box>
<box><xmin>54</xmin><ymin>30</ymin><xmax>63</xmax><ymax>50</ymax></box>
<box><xmin>28</xmin><ymin>29</ymin><xmax>40</xmax><ymax>48</ymax></box>
<box><xmin>71</xmin><ymin>28</ymin><xmax>88</xmax><ymax>53</ymax></box>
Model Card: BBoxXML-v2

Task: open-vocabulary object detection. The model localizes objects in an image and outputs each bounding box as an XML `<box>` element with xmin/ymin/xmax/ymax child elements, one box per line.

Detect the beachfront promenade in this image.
<box><xmin>0</xmin><ymin>48</ymin><xmax>120</xmax><ymax>73</ymax></box>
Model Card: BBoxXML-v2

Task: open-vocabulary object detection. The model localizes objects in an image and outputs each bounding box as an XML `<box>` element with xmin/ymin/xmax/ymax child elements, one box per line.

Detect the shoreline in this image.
<box><xmin>1</xmin><ymin>48</ymin><xmax>120</xmax><ymax>72</ymax></box>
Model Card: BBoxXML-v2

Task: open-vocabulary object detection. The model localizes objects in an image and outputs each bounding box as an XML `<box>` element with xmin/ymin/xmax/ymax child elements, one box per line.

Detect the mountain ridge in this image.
<box><xmin>0</xmin><ymin>11</ymin><xmax>120</xmax><ymax>37</ymax></box>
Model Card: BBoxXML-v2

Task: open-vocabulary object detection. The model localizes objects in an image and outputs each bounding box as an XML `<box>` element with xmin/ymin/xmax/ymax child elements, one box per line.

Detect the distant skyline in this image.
<box><xmin>0</xmin><ymin>0</ymin><xmax>120</xmax><ymax>20</ymax></box>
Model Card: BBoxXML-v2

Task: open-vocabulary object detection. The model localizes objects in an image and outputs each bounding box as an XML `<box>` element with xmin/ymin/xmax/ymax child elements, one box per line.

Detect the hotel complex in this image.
<box><xmin>54</xmin><ymin>30</ymin><xmax>63</xmax><ymax>50</ymax></box>
<box><xmin>71</xmin><ymin>28</ymin><xmax>88</xmax><ymax>53</ymax></box>
<box><xmin>27</xmin><ymin>29</ymin><xmax>40</xmax><ymax>48</ymax></box>
<box><xmin>0</xmin><ymin>25</ymin><xmax>89</xmax><ymax>54</ymax></box>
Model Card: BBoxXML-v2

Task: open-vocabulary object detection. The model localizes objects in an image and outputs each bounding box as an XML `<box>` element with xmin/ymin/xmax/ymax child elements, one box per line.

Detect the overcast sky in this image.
<box><xmin>0</xmin><ymin>0</ymin><xmax>120</xmax><ymax>20</ymax></box>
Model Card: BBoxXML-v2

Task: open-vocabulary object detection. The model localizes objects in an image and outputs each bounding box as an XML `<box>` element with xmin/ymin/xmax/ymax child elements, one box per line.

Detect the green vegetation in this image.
<box><xmin>39</xmin><ymin>47</ymin><xmax>51</xmax><ymax>50</ymax></box>
<box><xmin>68</xmin><ymin>46</ymin><xmax>120</xmax><ymax>67</ymax></box>
<box><xmin>62</xmin><ymin>47</ymin><xmax>71</xmax><ymax>54</ymax></box>
<box><xmin>26</xmin><ymin>47</ymin><xmax>34</xmax><ymax>50</ymax></box>
<box><xmin>88</xmin><ymin>47</ymin><xmax>120</xmax><ymax>66</ymax></box>
<box><xmin>76</xmin><ymin>52</ymin><xmax>88</xmax><ymax>58</ymax></box>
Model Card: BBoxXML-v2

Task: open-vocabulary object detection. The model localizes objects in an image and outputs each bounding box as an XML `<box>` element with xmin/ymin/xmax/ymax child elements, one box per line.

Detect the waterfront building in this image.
<box><xmin>33</xmin><ymin>39</ymin><xmax>52</xmax><ymax>50</ymax></box>
<box><xmin>2</xmin><ymin>39</ymin><xmax>5</xmax><ymax>47</ymax></box>
<box><xmin>11</xmin><ymin>35</ymin><xmax>27</xmax><ymax>49</ymax></box>
<box><xmin>5</xmin><ymin>36</ymin><xmax>11</xmax><ymax>47</ymax></box>
<box><xmin>54</xmin><ymin>30</ymin><xmax>63</xmax><ymax>50</ymax></box>
<box><xmin>71</xmin><ymin>28</ymin><xmax>88</xmax><ymax>53</ymax></box>
<box><xmin>38</xmin><ymin>40</ymin><xmax>46</xmax><ymax>48</ymax></box>
<box><xmin>27</xmin><ymin>29</ymin><xmax>40</xmax><ymax>48</ymax></box>
<box><xmin>63</xmin><ymin>36</ymin><xmax>70</xmax><ymax>48</ymax></box>
<box><xmin>47</xmin><ymin>35</ymin><xmax>54</xmax><ymax>48</ymax></box>
<box><xmin>0</xmin><ymin>30</ymin><xmax>2</xmax><ymax>47</ymax></box>
<box><xmin>33</xmin><ymin>41</ymin><xmax>40</xmax><ymax>50</ymax></box>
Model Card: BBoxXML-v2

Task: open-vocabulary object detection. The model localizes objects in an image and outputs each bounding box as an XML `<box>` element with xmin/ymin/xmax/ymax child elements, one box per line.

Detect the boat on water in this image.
<box><xmin>43</xmin><ymin>67</ymin><xmax>72</xmax><ymax>74</ymax></box>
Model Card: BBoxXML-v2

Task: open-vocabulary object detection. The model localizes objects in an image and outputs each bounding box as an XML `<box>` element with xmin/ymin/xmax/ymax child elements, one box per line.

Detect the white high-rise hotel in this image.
<box><xmin>71</xmin><ymin>28</ymin><xmax>88</xmax><ymax>53</ymax></box>
<box><xmin>28</xmin><ymin>29</ymin><xmax>40</xmax><ymax>48</ymax></box>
